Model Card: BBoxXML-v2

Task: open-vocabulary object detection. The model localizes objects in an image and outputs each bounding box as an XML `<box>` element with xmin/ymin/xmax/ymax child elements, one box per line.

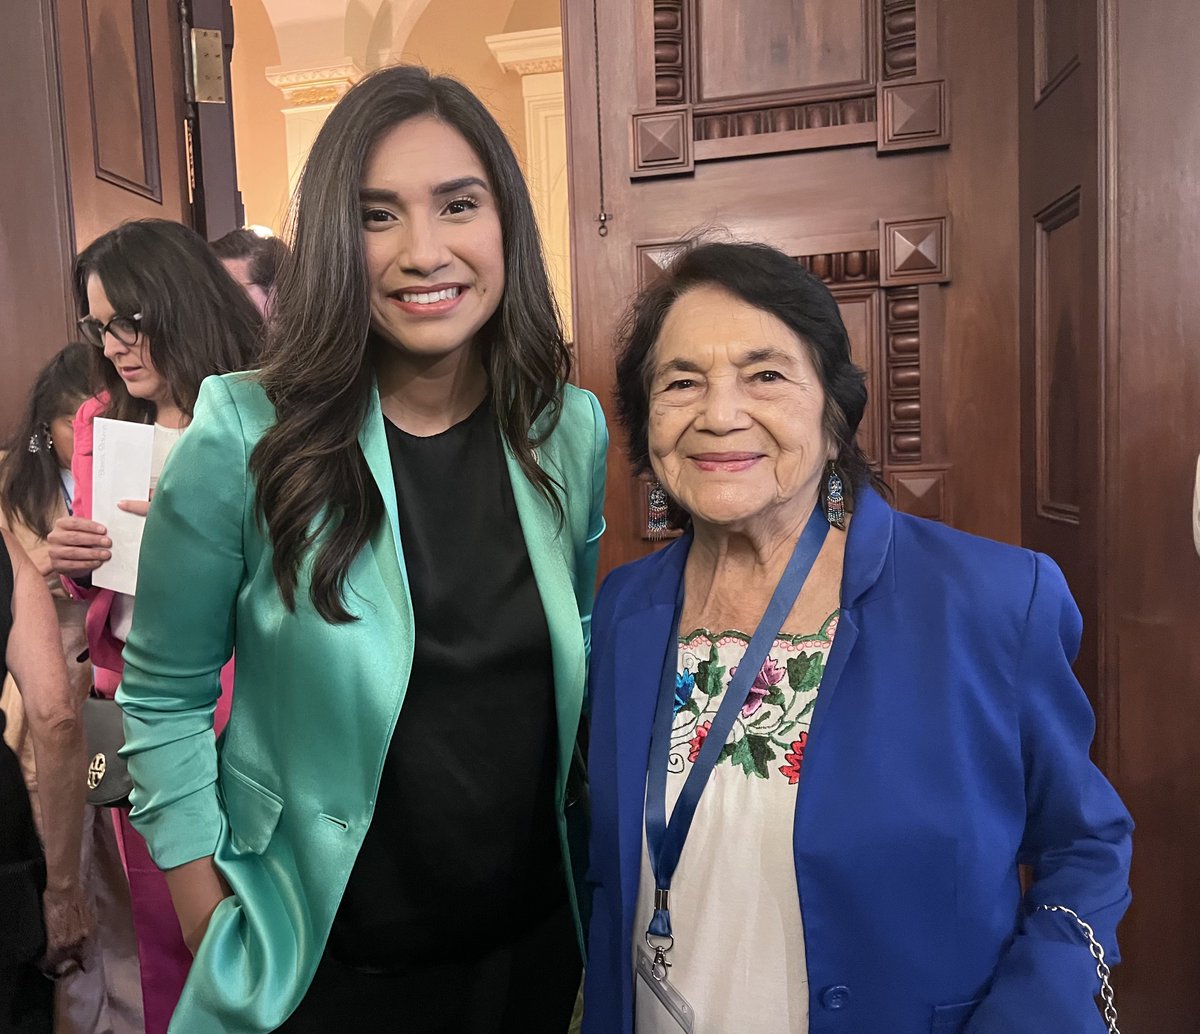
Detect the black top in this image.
<box><xmin>327</xmin><ymin>397</ymin><xmax>562</xmax><ymax>969</ymax></box>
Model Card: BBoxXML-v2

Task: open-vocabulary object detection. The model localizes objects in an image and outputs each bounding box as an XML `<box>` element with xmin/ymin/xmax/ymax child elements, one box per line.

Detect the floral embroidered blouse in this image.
<box><xmin>635</xmin><ymin>610</ymin><xmax>839</xmax><ymax>1034</ymax></box>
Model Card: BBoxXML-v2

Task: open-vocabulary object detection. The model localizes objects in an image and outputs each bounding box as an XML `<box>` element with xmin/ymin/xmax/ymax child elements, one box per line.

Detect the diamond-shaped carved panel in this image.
<box><xmin>878</xmin><ymin>79</ymin><xmax>949</xmax><ymax>152</ymax></box>
<box><xmin>880</xmin><ymin>216</ymin><xmax>950</xmax><ymax>286</ymax></box>
<box><xmin>631</xmin><ymin>106</ymin><xmax>693</xmax><ymax>178</ymax></box>
<box><xmin>888</xmin><ymin>467</ymin><xmax>951</xmax><ymax>522</ymax></box>
<box><xmin>635</xmin><ymin>240</ymin><xmax>693</xmax><ymax>288</ymax></box>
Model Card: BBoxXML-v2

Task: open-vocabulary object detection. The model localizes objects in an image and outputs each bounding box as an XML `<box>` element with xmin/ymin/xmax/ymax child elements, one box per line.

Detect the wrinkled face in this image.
<box><xmin>360</xmin><ymin>116</ymin><xmax>505</xmax><ymax>365</ymax></box>
<box><xmin>647</xmin><ymin>285</ymin><xmax>834</xmax><ymax>531</ymax></box>
<box><xmin>86</xmin><ymin>274</ymin><xmax>169</xmax><ymax>407</ymax></box>
<box><xmin>220</xmin><ymin>256</ymin><xmax>268</xmax><ymax>314</ymax></box>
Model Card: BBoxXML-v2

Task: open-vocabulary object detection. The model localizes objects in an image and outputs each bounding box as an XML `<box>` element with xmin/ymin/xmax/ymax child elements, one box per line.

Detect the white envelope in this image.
<box><xmin>91</xmin><ymin>417</ymin><xmax>155</xmax><ymax>595</ymax></box>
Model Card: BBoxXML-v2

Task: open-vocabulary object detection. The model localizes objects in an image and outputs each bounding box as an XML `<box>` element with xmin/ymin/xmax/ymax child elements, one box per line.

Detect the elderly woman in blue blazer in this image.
<box><xmin>582</xmin><ymin>241</ymin><xmax>1131</xmax><ymax>1034</ymax></box>
<box><xmin>114</xmin><ymin>67</ymin><xmax>606</xmax><ymax>1033</ymax></box>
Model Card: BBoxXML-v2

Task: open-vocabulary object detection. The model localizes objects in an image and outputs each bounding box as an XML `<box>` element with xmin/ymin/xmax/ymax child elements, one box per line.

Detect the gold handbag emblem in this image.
<box><xmin>87</xmin><ymin>752</ymin><xmax>107</xmax><ymax>790</ymax></box>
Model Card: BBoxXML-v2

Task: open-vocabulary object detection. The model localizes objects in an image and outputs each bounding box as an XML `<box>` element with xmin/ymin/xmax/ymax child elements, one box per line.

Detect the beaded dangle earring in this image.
<box><xmin>825</xmin><ymin>462</ymin><xmax>845</xmax><ymax>529</ymax></box>
<box><xmin>647</xmin><ymin>480</ymin><xmax>670</xmax><ymax>536</ymax></box>
<box><xmin>27</xmin><ymin>424</ymin><xmax>51</xmax><ymax>454</ymax></box>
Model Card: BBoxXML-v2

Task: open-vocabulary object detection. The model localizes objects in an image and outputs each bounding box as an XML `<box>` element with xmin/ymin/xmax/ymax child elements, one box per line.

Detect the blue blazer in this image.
<box><xmin>583</xmin><ymin>489</ymin><xmax>1132</xmax><ymax>1034</ymax></box>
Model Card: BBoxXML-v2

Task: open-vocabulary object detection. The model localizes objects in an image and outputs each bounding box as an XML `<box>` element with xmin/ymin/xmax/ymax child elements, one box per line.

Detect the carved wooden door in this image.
<box><xmin>53</xmin><ymin>0</ymin><xmax>242</xmax><ymax>251</ymax></box>
<box><xmin>565</xmin><ymin>0</ymin><xmax>1024</xmax><ymax>576</ymax></box>
<box><xmin>1017</xmin><ymin>0</ymin><xmax>1102</xmax><ymax>718</ymax></box>
<box><xmin>54</xmin><ymin>0</ymin><xmax>193</xmax><ymax>250</ymax></box>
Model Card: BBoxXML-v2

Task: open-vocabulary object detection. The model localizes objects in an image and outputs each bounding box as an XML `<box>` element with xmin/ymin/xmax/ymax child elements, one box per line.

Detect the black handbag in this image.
<box><xmin>83</xmin><ymin>695</ymin><xmax>132</xmax><ymax>807</ymax></box>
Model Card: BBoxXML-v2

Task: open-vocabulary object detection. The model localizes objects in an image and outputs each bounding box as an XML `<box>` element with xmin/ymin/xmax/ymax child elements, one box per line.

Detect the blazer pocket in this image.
<box><xmin>931</xmin><ymin>998</ymin><xmax>982</xmax><ymax>1033</ymax></box>
<box><xmin>220</xmin><ymin>761</ymin><xmax>283</xmax><ymax>855</ymax></box>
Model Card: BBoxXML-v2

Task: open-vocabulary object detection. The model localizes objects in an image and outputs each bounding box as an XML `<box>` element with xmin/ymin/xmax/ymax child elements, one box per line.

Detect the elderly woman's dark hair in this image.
<box><xmin>250</xmin><ymin>64</ymin><xmax>570</xmax><ymax>623</ymax></box>
<box><xmin>614</xmin><ymin>240</ymin><xmax>877</xmax><ymax>520</ymax></box>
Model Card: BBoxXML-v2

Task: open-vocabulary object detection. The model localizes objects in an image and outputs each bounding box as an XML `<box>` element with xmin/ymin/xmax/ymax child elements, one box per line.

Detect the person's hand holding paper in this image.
<box><xmin>90</xmin><ymin>418</ymin><xmax>155</xmax><ymax>595</ymax></box>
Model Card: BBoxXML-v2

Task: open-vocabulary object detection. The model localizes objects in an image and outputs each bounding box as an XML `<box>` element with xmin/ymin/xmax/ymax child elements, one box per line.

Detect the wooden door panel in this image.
<box><xmin>1018</xmin><ymin>0</ymin><xmax>1100</xmax><ymax>718</ymax></box>
<box><xmin>57</xmin><ymin>0</ymin><xmax>191</xmax><ymax>249</ymax></box>
<box><xmin>693</xmin><ymin>0</ymin><xmax>874</xmax><ymax>101</ymax></box>
<box><xmin>1033</xmin><ymin>188</ymin><xmax>1084</xmax><ymax>523</ymax></box>
<box><xmin>84</xmin><ymin>0</ymin><xmax>162</xmax><ymax>199</ymax></box>
<box><xmin>568</xmin><ymin>0</ymin><xmax>1013</xmax><ymax>575</ymax></box>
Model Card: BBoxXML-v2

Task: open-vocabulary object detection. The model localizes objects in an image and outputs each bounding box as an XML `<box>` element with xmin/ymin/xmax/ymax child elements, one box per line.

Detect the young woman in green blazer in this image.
<box><xmin>115</xmin><ymin>66</ymin><xmax>607</xmax><ymax>1033</ymax></box>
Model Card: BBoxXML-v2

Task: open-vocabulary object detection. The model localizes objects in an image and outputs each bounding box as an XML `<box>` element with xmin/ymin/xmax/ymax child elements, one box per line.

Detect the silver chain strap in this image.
<box><xmin>1034</xmin><ymin>904</ymin><xmax>1119</xmax><ymax>1034</ymax></box>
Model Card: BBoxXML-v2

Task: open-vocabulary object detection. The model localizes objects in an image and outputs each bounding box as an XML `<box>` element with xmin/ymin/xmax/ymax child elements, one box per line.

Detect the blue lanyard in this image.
<box><xmin>645</xmin><ymin>505</ymin><xmax>829</xmax><ymax>949</ymax></box>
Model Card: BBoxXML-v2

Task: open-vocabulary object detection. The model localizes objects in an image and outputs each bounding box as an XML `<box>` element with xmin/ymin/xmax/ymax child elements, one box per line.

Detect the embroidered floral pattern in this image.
<box><xmin>674</xmin><ymin>668</ymin><xmax>696</xmax><ymax>715</ymax></box>
<box><xmin>667</xmin><ymin>612</ymin><xmax>837</xmax><ymax>782</ymax></box>
<box><xmin>779</xmin><ymin>731</ymin><xmax>808</xmax><ymax>784</ymax></box>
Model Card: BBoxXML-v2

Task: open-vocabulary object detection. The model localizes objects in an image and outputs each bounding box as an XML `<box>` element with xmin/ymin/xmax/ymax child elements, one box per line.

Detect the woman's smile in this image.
<box><xmin>387</xmin><ymin>282</ymin><xmax>467</xmax><ymax>316</ymax></box>
<box><xmin>689</xmin><ymin>451</ymin><xmax>765</xmax><ymax>472</ymax></box>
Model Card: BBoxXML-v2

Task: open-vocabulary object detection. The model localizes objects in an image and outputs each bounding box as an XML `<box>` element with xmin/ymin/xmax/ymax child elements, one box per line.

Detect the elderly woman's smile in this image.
<box><xmin>647</xmin><ymin>284</ymin><xmax>833</xmax><ymax>533</ymax></box>
<box><xmin>688</xmin><ymin>451</ymin><xmax>765</xmax><ymax>472</ymax></box>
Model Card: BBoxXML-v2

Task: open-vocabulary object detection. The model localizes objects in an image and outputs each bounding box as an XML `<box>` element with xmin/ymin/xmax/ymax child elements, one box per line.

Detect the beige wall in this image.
<box><xmin>504</xmin><ymin>0</ymin><xmax>563</xmax><ymax>35</ymax></box>
<box><xmin>228</xmin><ymin>0</ymin><xmax>564</xmax><ymax>231</ymax></box>
<box><xmin>230</xmin><ymin>0</ymin><xmax>289</xmax><ymax>231</ymax></box>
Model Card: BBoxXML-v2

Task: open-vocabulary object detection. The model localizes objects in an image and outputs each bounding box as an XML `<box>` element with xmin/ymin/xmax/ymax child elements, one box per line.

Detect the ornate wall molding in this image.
<box><xmin>880</xmin><ymin>215</ymin><xmax>950</xmax><ymax>285</ymax></box>
<box><xmin>695</xmin><ymin>95</ymin><xmax>875</xmax><ymax>141</ymax></box>
<box><xmin>888</xmin><ymin>465</ymin><xmax>951</xmax><ymax>521</ymax></box>
<box><xmin>884</xmin><ymin>286</ymin><xmax>922</xmax><ymax>464</ymax></box>
<box><xmin>653</xmin><ymin>0</ymin><xmax>686</xmax><ymax>105</ymax></box>
<box><xmin>878</xmin><ymin>78</ymin><xmax>948</xmax><ymax>151</ymax></box>
<box><xmin>797</xmin><ymin>249</ymin><xmax>880</xmax><ymax>286</ymax></box>
<box><xmin>485</xmin><ymin>27</ymin><xmax>563</xmax><ymax>76</ymax></box>
<box><xmin>266</xmin><ymin>61</ymin><xmax>361</xmax><ymax>107</ymax></box>
<box><xmin>638</xmin><ymin>0</ymin><xmax>947</xmax><ymax>176</ymax></box>
<box><xmin>632</xmin><ymin>106</ymin><xmax>693</xmax><ymax>177</ymax></box>
<box><xmin>265</xmin><ymin>60</ymin><xmax>362</xmax><ymax>193</ymax></box>
<box><xmin>882</xmin><ymin>0</ymin><xmax>918</xmax><ymax>79</ymax></box>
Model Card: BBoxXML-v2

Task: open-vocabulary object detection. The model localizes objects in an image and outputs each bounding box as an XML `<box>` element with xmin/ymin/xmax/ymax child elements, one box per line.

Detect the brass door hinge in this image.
<box><xmin>191</xmin><ymin>28</ymin><xmax>226</xmax><ymax>104</ymax></box>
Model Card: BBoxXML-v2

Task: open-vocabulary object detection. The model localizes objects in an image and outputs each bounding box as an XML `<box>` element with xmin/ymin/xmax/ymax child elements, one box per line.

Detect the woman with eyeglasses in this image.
<box><xmin>46</xmin><ymin>218</ymin><xmax>261</xmax><ymax>1034</ymax></box>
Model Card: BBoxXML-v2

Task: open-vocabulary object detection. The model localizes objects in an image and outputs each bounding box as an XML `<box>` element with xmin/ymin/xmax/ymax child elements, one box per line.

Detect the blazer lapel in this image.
<box><xmin>357</xmin><ymin>384</ymin><xmax>409</xmax><ymax>615</ymax></box>
<box><xmin>812</xmin><ymin>487</ymin><xmax>894</xmax><ymax>714</ymax></box>
<box><xmin>503</xmin><ymin>442</ymin><xmax>586</xmax><ymax>802</ymax></box>
<box><xmin>794</xmin><ymin>487</ymin><xmax>893</xmax><ymax>824</ymax></box>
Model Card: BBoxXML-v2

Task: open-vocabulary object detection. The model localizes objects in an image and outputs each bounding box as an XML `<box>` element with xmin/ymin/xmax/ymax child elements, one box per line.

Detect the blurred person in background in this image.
<box><xmin>211</xmin><ymin>227</ymin><xmax>289</xmax><ymax>316</ymax></box>
<box><xmin>1</xmin><ymin>530</ymin><xmax>90</xmax><ymax>1033</ymax></box>
<box><xmin>0</xmin><ymin>342</ymin><xmax>142</xmax><ymax>1033</ymax></box>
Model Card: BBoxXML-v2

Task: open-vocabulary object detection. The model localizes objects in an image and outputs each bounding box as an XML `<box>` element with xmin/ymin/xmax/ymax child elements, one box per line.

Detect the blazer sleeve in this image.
<box><xmin>966</xmin><ymin>553</ymin><xmax>1133</xmax><ymax>1033</ymax></box>
<box><xmin>575</xmin><ymin>390</ymin><xmax>609</xmax><ymax>666</ymax></box>
<box><xmin>116</xmin><ymin>376</ymin><xmax>247</xmax><ymax>871</ymax></box>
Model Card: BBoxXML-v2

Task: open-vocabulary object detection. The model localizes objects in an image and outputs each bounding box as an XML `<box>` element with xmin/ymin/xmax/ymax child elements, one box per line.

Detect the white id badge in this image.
<box><xmin>635</xmin><ymin>947</ymin><xmax>695</xmax><ymax>1034</ymax></box>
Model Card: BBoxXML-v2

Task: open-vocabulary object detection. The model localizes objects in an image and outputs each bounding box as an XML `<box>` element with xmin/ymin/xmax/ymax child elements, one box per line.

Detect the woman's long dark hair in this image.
<box><xmin>0</xmin><ymin>343</ymin><xmax>94</xmax><ymax>537</ymax></box>
<box><xmin>74</xmin><ymin>219</ymin><xmax>262</xmax><ymax>424</ymax></box>
<box><xmin>251</xmin><ymin>65</ymin><xmax>570</xmax><ymax>623</ymax></box>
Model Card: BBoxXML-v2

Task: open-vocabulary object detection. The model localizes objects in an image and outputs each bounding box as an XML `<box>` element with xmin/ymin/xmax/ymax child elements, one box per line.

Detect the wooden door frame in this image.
<box><xmin>186</xmin><ymin>0</ymin><xmax>244</xmax><ymax>238</ymax></box>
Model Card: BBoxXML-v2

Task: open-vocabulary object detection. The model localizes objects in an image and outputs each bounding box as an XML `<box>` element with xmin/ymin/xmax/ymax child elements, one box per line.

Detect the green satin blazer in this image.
<box><xmin>117</xmin><ymin>372</ymin><xmax>608</xmax><ymax>1033</ymax></box>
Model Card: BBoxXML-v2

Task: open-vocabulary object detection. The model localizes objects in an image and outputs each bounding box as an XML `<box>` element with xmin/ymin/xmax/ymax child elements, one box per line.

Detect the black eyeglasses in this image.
<box><xmin>78</xmin><ymin>312</ymin><xmax>143</xmax><ymax>349</ymax></box>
